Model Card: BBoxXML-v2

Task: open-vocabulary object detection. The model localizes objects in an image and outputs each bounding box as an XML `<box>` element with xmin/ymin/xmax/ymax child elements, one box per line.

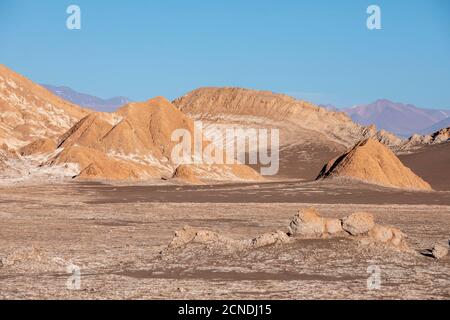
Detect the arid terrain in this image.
<box><xmin>0</xmin><ymin>65</ymin><xmax>449</xmax><ymax>300</ymax></box>
<box><xmin>0</xmin><ymin>180</ymin><xmax>449</xmax><ymax>300</ymax></box>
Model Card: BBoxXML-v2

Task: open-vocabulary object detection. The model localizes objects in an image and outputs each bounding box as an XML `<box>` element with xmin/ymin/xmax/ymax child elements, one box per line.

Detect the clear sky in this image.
<box><xmin>0</xmin><ymin>0</ymin><xmax>449</xmax><ymax>108</ymax></box>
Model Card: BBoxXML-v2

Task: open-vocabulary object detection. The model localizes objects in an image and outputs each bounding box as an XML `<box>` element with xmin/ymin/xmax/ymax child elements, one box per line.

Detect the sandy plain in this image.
<box><xmin>0</xmin><ymin>180</ymin><xmax>449</xmax><ymax>300</ymax></box>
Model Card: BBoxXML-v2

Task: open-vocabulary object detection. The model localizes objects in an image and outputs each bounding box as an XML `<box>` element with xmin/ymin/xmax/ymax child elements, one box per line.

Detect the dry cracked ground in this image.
<box><xmin>0</xmin><ymin>180</ymin><xmax>449</xmax><ymax>300</ymax></box>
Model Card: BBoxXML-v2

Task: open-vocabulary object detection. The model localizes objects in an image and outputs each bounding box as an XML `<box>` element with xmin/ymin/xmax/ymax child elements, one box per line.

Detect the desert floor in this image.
<box><xmin>0</xmin><ymin>180</ymin><xmax>449</xmax><ymax>299</ymax></box>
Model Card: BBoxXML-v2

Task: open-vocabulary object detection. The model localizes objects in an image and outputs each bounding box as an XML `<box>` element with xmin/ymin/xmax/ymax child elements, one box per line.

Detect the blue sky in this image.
<box><xmin>0</xmin><ymin>0</ymin><xmax>449</xmax><ymax>108</ymax></box>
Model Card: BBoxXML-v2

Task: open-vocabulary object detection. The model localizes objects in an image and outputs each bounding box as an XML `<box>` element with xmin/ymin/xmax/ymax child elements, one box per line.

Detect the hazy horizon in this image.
<box><xmin>37</xmin><ymin>80</ymin><xmax>450</xmax><ymax>111</ymax></box>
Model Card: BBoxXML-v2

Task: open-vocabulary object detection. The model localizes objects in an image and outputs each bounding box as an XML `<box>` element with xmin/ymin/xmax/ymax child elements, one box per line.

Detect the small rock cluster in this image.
<box><xmin>167</xmin><ymin>208</ymin><xmax>414</xmax><ymax>254</ymax></box>
<box><xmin>288</xmin><ymin>208</ymin><xmax>408</xmax><ymax>250</ymax></box>
<box><xmin>167</xmin><ymin>208</ymin><xmax>449</xmax><ymax>258</ymax></box>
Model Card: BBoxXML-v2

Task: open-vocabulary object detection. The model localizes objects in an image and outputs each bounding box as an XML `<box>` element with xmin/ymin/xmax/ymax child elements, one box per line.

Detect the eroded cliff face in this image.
<box><xmin>0</xmin><ymin>64</ymin><xmax>88</xmax><ymax>149</ymax></box>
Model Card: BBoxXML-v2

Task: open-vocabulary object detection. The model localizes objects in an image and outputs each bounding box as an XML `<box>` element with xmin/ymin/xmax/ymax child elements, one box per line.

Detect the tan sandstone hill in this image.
<box><xmin>174</xmin><ymin>87</ymin><xmax>401</xmax><ymax>147</ymax></box>
<box><xmin>173</xmin><ymin>87</ymin><xmax>402</xmax><ymax>180</ymax></box>
<box><xmin>43</xmin><ymin>97</ymin><xmax>262</xmax><ymax>182</ymax></box>
<box><xmin>0</xmin><ymin>64</ymin><xmax>88</xmax><ymax>148</ymax></box>
<box><xmin>316</xmin><ymin>138</ymin><xmax>432</xmax><ymax>191</ymax></box>
<box><xmin>99</xmin><ymin>97</ymin><xmax>197</xmax><ymax>159</ymax></box>
<box><xmin>0</xmin><ymin>67</ymin><xmax>261</xmax><ymax>183</ymax></box>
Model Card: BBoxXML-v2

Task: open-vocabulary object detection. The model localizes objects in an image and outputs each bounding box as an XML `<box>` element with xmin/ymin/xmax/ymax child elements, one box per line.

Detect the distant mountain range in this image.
<box><xmin>42</xmin><ymin>84</ymin><xmax>131</xmax><ymax>112</ymax></box>
<box><xmin>341</xmin><ymin>99</ymin><xmax>450</xmax><ymax>137</ymax></box>
<box><xmin>43</xmin><ymin>84</ymin><xmax>449</xmax><ymax>138</ymax></box>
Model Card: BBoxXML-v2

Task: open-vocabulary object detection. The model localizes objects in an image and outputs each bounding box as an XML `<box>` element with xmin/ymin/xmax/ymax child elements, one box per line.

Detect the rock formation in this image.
<box><xmin>0</xmin><ymin>64</ymin><xmax>88</xmax><ymax>149</ymax></box>
<box><xmin>287</xmin><ymin>207</ymin><xmax>343</xmax><ymax>237</ymax></box>
<box><xmin>287</xmin><ymin>208</ymin><xmax>410</xmax><ymax>250</ymax></box>
<box><xmin>167</xmin><ymin>208</ymin><xmax>410</xmax><ymax>254</ymax></box>
<box><xmin>317</xmin><ymin>138</ymin><xmax>432</xmax><ymax>191</ymax></box>
<box><xmin>401</xmin><ymin>127</ymin><xmax>450</xmax><ymax>150</ymax></box>
<box><xmin>342</xmin><ymin>212</ymin><xmax>375</xmax><ymax>236</ymax></box>
<box><xmin>42</xmin><ymin>97</ymin><xmax>262</xmax><ymax>182</ymax></box>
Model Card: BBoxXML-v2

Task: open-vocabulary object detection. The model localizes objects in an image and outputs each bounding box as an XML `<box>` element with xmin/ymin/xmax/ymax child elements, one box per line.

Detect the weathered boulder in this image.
<box><xmin>288</xmin><ymin>208</ymin><xmax>344</xmax><ymax>238</ymax></box>
<box><xmin>367</xmin><ymin>224</ymin><xmax>408</xmax><ymax>249</ymax></box>
<box><xmin>324</xmin><ymin>218</ymin><xmax>343</xmax><ymax>235</ymax></box>
<box><xmin>288</xmin><ymin>208</ymin><xmax>324</xmax><ymax>237</ymax></box>
<box><xmin>342</xmin><ymin>212</ymin><xmax>375</xmax><ymax>236</ymax></box>
<box><xmin>368</xmin><ymin>224</ymin><xmax>393</xmax><ymax>243</ymax></box>
<box><xmin>390</xmin><ymin>228</ymin><xmax>407</xmax><ymax>248</ymax></box>
<box><xmin>288</xmin><ymin>208</ymin><xmax>325</xmax><ymax>237</ymax></box>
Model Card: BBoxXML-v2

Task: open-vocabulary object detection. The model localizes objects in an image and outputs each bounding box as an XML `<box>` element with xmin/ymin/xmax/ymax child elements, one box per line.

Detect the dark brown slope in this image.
<box><xmin>247</xmin><ymin>142</ymin><xmax>344</xmax><ymax>180</ymax></box>
<box><xmin>399</xmin><ymin>142</ymin><xmax>450</xmax><ymax>191</ymax></box>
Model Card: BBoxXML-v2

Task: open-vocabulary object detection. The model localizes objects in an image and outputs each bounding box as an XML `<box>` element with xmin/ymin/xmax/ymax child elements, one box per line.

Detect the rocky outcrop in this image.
<box><xmin>287</xmin><ymin>207</ymin><xmax>343</xmax><ymax>237</ymax></box>
<box><xmin>395</xmin><ymin>126</ymin><xmax>450</xmax><ymax>154</ymax></box>
<box><xmin>0</xmin><ymin>64</ymin><xmax>88</xmax><ymax>149</ymax></box>
<box><xmin>342</xmin><ymin>212</ymin><xmax>375</xmax><ymax>236</ymax></box>
<box><xmin>402</xmin><ymin>127</ymin><xmax>450</xmax><ymax>150</ymax></box>
<box><xmin>287</xmin><ymin>208</ymin><xmax>409</xmax><ymax>250</ymax></box>
<box><xmin>168</xmin><ymin>208</ymin><xmax>411</xmax><ymax>254</ymax></box>
<box><xmin>365</xmin><ymin>224</ymin><xmax>407</xmax><ymax>248</ymax></box>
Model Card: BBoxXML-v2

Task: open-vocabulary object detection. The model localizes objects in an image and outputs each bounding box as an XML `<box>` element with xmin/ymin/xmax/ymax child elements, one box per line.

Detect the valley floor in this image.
<box><xmin>0</xmin><ymin>181</ymin><xmax>449</xmax><ymax>299</ymax></box>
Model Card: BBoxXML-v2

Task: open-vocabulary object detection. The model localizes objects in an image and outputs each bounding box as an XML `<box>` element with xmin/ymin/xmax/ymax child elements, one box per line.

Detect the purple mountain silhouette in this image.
<box><xmin>343</xmin><ymin>99</ymin><xmax>450</xmax><ymax>137</ymax></box>
<box><xmin>43</xmin><ymin>84</ymin><xmax>131</xmax><ymax>112</ymax></box>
